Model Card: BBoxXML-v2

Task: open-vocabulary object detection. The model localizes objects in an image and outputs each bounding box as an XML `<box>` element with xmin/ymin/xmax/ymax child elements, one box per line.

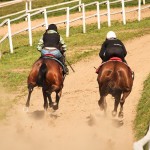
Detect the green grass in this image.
<box><xmin>134</xmin><ymin>74</ymin><xmax>150</xmax><ymax>138</ymax></box>
<box><xmin>134</xmin><ymin>74</ymin><xmax>150</xmax><ymax>150</ymax></box>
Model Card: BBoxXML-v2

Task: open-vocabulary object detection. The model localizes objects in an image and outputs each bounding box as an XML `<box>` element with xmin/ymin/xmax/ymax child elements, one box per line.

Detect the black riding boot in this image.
<box><xmin>123</xmin><ymin>59</ymin><xmax>128</xmax><ymax>64</ymax></box>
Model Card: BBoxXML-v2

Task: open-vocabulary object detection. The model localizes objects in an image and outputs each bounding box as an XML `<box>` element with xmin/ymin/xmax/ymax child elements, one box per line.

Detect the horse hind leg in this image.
<box><xmin>53</xmin><ymin>89</ymin><xmax>62</xmax><ymax>110</ymax></box>
<box><xmin>47</xmin><ymin>93</ymin><xmax>53</xmax><ymax>108</ymax></box>
<box><xmin>42</xmin><ymin>88</ymin><xmax>48</xmax><ymax>110</ymax></box>
<box><xmin>98</xmin><ymin>96</ymin><xmax>107</xmax><ymax>115</ymax></box>
<box><xmin>112</xmin><ymin>94</ymin><xmax>121</xmax><ymax>117</ymax></box>
<box><xmin>118</xmin><ymin>91</ymin><xmax>131</xmax><ymax>118</ymax></box>
<box><xmin>26</xmin><ymin>83</ymin><xmax>34</xmax><ymax>108</ymax></box>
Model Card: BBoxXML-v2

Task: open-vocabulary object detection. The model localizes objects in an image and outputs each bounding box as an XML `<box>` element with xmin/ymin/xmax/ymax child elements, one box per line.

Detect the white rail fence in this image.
<box><xmin>0</xmin><ymin>0</ymin><xmax>81</xmax><ymax>20</ymax></box>
<box><xmin>0</xmin><ymin>0</ymin><xmax>149</xmax><ymax>53</ymax></box>
<box><xmin>133</xmin><ymin>124</ymin><xmax>150</xmax><ymax>150</ymax></box>
<box><xmin>0</xmin><ymin>0</ymin><xmax>23</xmax><ymax>8</ymax></box>
<box><xmin>0</xmin><ymin>0</ymin><xmax>81</xmax><ymax>53</ymax></box>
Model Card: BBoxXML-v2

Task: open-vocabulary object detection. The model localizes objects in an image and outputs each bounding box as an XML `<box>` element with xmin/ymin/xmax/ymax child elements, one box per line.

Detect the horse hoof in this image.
<box><xmin>49</xmin><ymin>102</ymin><xmax>53</xmax><ymax>108</ymax></box>
<box><xmin>44</xmin><ymin>106</ymin><xmax>48</xmax><ymax>110</ymax></box>
<box><xmin>98</xmin><ymin>101</ymin><xmax>104</xmax><ymax>111</ymax></box>
<box><xmin>118</xmin><ymin>112</ymin><xmax>124</xmax><ymax>118</ymax></box>
<box><xmin>100</xmin><ymin>106</ymin><xmax>104</xmax><ymax>111</ymax></box>
<box><xmin>98</xmin><ymin>101</ymin><xmax>101</xmax><ymax>107</ymax></box>
<box><xmin>23</xmin><ymin>107</ymin><xmax>29</xmax><ymax>112</ymax></box>
<box><xmin>53</xmin><ymin>103</ymin><xmax>58</xmax><ymax>110</ymax></box>
<box><xmin>119</xmin><ymin>120</ymin><xmax>124</xmax><ymax>125</ymax></box>
<box><xmin>112</xmin><ymin>111</ymin><xmax>117</xmax><ymax>117</ymax></box>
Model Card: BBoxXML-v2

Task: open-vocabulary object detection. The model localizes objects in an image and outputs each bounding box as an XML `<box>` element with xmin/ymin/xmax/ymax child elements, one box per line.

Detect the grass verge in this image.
<box><xmin>134</xmin><ymin>74</ymin><xmax>150</xmax><ymax>149</ymax></box>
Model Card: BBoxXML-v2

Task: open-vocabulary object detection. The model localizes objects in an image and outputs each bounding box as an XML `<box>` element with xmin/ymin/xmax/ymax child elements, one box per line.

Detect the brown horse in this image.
<box><xmin>97</xmin><ymin>58</ymin><xmax>134</xmax><ymax>118</ymax></box>
<box><xmin>26</xmin><ymin>57</ymin><xmax>64</xmax><ymax>110</ymax></box>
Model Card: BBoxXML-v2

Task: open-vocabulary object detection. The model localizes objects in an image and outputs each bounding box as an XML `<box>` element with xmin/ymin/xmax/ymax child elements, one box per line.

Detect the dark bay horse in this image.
<box><xmin>26</xmin><ymin>57</ymin><xmax>64</xmax><ymax>110</ymax></box>
<box><xmin>97</xmin><ymin>59</ymin><xmax>134</xmax><ymax>118</ymax></box>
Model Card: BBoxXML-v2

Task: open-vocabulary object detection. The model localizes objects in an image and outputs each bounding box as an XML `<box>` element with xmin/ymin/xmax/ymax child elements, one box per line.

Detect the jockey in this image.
<box><xmin>99</xmin><ymin>31</ymin><xmax>127</xmax><ymax>63</ymax></box>
<box><xmin>37</xmin><ymin>24</ymin><xmax>69</xmax><ymax>75</ymax></box>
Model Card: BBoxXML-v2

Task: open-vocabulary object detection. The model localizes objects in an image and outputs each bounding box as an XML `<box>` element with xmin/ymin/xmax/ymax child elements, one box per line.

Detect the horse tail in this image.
<box><xmin>36</xmin><ymin>63</ymin><xmax>47</xmax><ymax>86</ymax></box>
<box><xmin>107</xmin><ymin>70</ymin><xmax>116</xmax><ymax>88</ymax></box>
<box><xmin>100</xmin><ymin>70</ymin><xmax>119</xmax><ymax>89</ymax></box>
<box><xmin>98</xmin><ymin>70</ymin><xmax>114</xmax><ymax>87</ymax></box>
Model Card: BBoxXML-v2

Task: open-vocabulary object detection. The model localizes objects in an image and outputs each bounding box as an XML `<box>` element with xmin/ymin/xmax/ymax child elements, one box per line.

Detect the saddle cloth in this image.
<box><xmin>96</xmin><ymin>57</ymin><xmax>129</xmax><ymax>74</ymax></box>
<box><xmin>42</xmin><ymin>56</ymin><xmax>66</xmax><ymax>75</ymax></box>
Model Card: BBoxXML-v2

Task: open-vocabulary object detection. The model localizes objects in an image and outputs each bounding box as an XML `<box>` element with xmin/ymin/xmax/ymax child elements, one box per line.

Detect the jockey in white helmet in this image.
<box><xmin>99</xmin><ymin>31</ymin><xmax>127</xmax><ymax>63</ymax></box>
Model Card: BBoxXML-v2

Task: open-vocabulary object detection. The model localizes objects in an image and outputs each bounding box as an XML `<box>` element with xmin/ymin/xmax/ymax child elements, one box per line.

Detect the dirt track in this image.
<box><xmin>0</xmin><ymin>34</ymin><xmax>150</xmax><ymax>150</ymax></box>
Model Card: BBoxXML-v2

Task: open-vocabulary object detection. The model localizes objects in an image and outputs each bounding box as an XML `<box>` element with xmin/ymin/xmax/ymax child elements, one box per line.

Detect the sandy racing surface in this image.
<box><xmin>0</xmin><ymin>34</ymin><xmax>150</xmax><ymax>150</ymax></box>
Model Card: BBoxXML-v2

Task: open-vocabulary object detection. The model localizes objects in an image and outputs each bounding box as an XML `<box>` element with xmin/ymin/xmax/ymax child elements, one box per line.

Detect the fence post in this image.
<box><xmin>78</xmin><ymin>0</ymin><xmax>82</xmax><ymax>12</ymax></box>
<box><xmin>43</xmin><ymin>8</ymin><xmax>48</xmax><ymax>29</ymax></box>
<box><xmin>121</xmin><ymin>0</ymin><xmax>126</xmax><ymax>25</ymax></box>
<box><xmin>7</xmin><ymin>19</ymin><xmax>13</xmax><ymax>53</ymax></box>
<box><xmin>27</xmin><ymin>13</ymin><xmax>32</xmax><ymax>46</ymax></box>
<box><xmin>107</xmin><ymin>0</ymin><xmax>111</xmax><ymax>27</ymax></box>
<box><xmin>25</xmin><ymin>0</ymin><xmax>29</xmax><ymax>21</ymax></box>
<box><xmin>138</xmin><ymin>0</ymin><xmax>141</xmax><ymax>21</ymax></box>
<box><xmin>96</xmin><ymin>1</ymin><xmax>100</xmax><ymax>29</ymax></box>
<box><xmin>142</xmin><ymin>0</ymin><xmax>145</xmax><ymax>4</ymax></box>
<box><xmin>25</xmin><ymin>0</ymin><xmax>28</xmax><ymax>13</ymax></box>
<box><xmin>133</xmin><ymin>124</ymin><xmax>150</xmax><ymax>150</ymax></box>
<box><xmin>66</xmin><ymin>7</ymin><xmax>70</xmax><ymax>37</ymax></box>
<box><xmin>82</xmin><ymin>3</ymin><xmax>86</xmax><ymax>33</ymax></box>
<box><xmin>29</xmin><ymin>0</ymin><xmax>32</xmax><ymax>11</ymax></box>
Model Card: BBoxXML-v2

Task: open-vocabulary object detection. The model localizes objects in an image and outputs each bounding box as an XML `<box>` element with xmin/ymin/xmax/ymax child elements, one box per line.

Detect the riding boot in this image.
<box><xmin>64</xmin><ymin>61</ymin><xmax>69</xmax><ymax>75</ymax></box>
<box><xmin>63</xmin><ymin>57</ymin><xmax>69</xmax><ymax>75</ymax></box>
<box><xmin>123</xmin><ymin>59</ymin><xmax>128</xmax><ymax>64</ymax></box>
<box><xmin>59</xmin><ymin>56</ymin><xmax>69</xmax><ymax>75</ymax></box>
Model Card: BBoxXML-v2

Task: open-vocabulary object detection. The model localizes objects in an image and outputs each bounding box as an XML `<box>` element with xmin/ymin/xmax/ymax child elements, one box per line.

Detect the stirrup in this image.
<box><xmin>132</xmin><ymin>71</ymin><xmax>134</xmax><ymax>80</ymax></box>
<box><xmin>65</xmin><ymin>67</ymin><xmax>69</xmax><ymax>75</ymax></box>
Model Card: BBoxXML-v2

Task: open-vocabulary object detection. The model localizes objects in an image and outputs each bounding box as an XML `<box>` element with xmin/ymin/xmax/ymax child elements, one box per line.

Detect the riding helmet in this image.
<box><xmin>48</xmin><ymin>24</ymin><xmax>58</xmax><ymax>32</ymax></box>
<box><xmin>106</xmin><ymin>31</ymin><xmax>116</xmax><ymax>39</ymax></box>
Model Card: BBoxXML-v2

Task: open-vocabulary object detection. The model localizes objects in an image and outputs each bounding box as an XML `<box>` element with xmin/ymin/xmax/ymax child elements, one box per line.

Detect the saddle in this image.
<box><xmin>96</xmin><ymin>57</ymin><xmax>134</xmax><ymax>79</ymax></box>
<box><xmin>42</xmin><ymin>55</ymin><xmax>66</xmax><ymax>75</ymax></box>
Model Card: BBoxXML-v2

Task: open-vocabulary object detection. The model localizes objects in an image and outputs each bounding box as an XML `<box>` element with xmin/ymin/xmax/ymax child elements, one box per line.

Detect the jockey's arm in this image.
<box><xmin>37</xmin><ymin>36</ymin><xmax>44</xmax><ymax>51</ymax></box>
<box><xmin>99</xmin><ymin>41</ymin><xmax>106</xmax><ymax>60</ymax></box>
<box><xmin>120</xmin><ymin>40</ymin><xmax>127</xmax><ymax>57</ymax></box>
